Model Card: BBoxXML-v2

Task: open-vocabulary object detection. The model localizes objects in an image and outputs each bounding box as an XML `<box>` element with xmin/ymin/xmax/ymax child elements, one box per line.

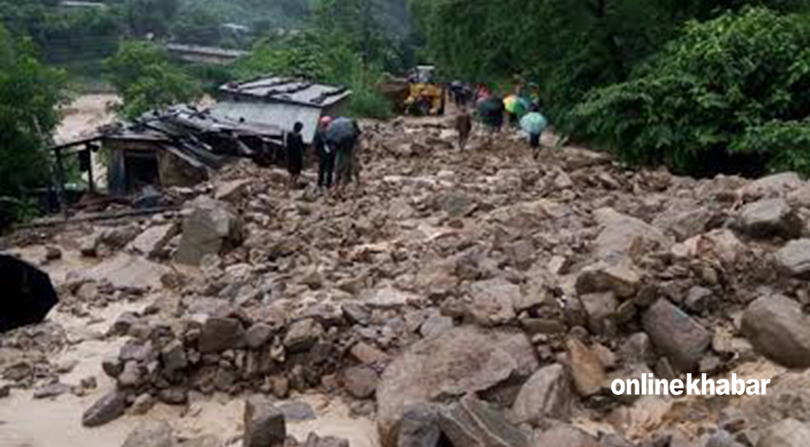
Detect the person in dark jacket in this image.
<box><xmin>285</xmin><ymin>122</ymin><xmax>305</xmax><ymax>189</ymax></box>
<box><xmin>314</xmin><ymin>116</ymin><xmax>335</xmax><ymax>189</ymax></box>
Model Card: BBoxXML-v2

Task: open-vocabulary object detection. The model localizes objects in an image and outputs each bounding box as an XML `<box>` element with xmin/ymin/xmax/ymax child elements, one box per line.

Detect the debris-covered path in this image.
<box><xmin>4</xmin><ymin>112</ymin><xmax>810</xmax><ymax>447</ymax></box>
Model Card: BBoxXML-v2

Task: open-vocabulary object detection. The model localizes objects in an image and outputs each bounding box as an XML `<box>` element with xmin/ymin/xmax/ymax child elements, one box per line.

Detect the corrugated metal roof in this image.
<box><xmin>220</xmin><ymin>76</ymin><xmax>352</xmax><ymax>108</ymax></box>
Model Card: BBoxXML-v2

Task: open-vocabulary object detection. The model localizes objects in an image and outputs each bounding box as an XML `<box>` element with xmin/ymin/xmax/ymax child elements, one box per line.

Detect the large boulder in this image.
<box><xmin>512</xmin><ymin>364</ymin><xmax>572</xmax><ymax>425</ymax></box>
<box><xmin>437</xmin><ymin>395</ymin><xmax>530</xmax><ymax>447</ymax></box>
<box><xmin>742</xmin><ymin>295</ymin><xmax>810</xmax><ymax>369</ymax></box>
<box><xmin>175</xmin><ymin>197</ymin><xmax>243</xmax><ymax>266</ymax></box>
<box><xmin>776</xmin><ymin>239</ymin><xmax>810</xmax><ymax>279</ymax></box>
<box><xmin>377</xmin><ymin>326</ymin><xmax>538</xmax><ymax>447</ymax></box>
<box><xmin>641</xmin><ymin>299</ymin><xmax>710</xmax><ymax>372</ymax></box>
<box><xmin>593</xmin><ymin>208</ymin><xmax>671</xmax><ymax>261</ymax></box>
<box><xmin>756</xmin><ymin>418</ymin><xmax>810</xmax><ymax>447</ymax></box>
<box><xmin>737</xmin><ymin>198</ymin><xmax>802</xmax><ymax>240</ymax></box>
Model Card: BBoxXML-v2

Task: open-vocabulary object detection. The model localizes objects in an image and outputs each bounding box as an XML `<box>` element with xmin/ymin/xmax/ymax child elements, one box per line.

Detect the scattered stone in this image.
<box><xmin>350</xmin><ymin>342</ymin><xmax>388</xmax><ymax>365</ymax></box>
<box><xmin>158</xmin><ymin>387</ymin><xmax>188</xmax><ymax>405</ymax></box>
<box><xmin>466</xmin><ymin>278</ymin><xmax>519</xmax><ymax>326</ymax></box>
<box><xmin>776</xmin><ymin>239</ymin><xmax>810</xmax><ymax>279</ymax></box>
<box><xmin>756</xmin><ymin>418</ymin><xmax>810</xmax><ymax>447</ymax></box>
<box><xmin>129</xmin><ymin>224</ymin><xmax>178</xmax><ymax>258</ymax></box>
<box><xmin>377</xmin><ymin>326</ymin><xmax>537</xmax><ymax>447</ymax></box>
<box><xmin>33</xmin><ymin>382</ymin><xmax>70</xmax><ymax>399</ymax></box>
<box><xmin>102</xmin><ymin>356</ymin><xmax>124</xmax><ymax>378</ymax></box>
<box><xmin>82</xmin><ymin>253</ymin><xmax>168</xmax><ymax>290</ymax></box>
<box><xmin>438</xmin><ymin>394</ymin><xmax>530</xmax><ymax>447</ymax></box>
<box><xmin>131</xmin><ymin>393</ymin><xmax>156</xmax><ymax>415</ymax></box>
<box><xmin>579</xmin><ymin>292</ymin><xmax>618</xmax><ymax>335</ymax></box>
<box><xmin>397</xmin><ymin>402</ymin><xmax>441</xmax><ymax>447</ymax></box>
<box><xmin>342</xmin><ymin>303</ymin><xmax>371</xmax><ymax>326</ymax></box>
<box><xmin>576</xmin><ymin>260</ymin><xmax>641</xmax><ymax>299</ymax></box>
<box><xmin>685</xmin><ymin>286</ymin><xmax>714</xmax><ymax>314</ymax></box>
<box><xmin>742</xmin><ymin>295</ymin><xmax>810</xmax><ymax>368</ymax></box>
<box><xmin>283</xmin><ymin>319</ymin><xmax>324</xmax><ymax>352</ymax></box>
<box><xmin>199</xmin><ymin>318</ymin><xmax>246</xmax><ymax>353</ymax></box>
<box><xmin>215</xmin><ymin>179</ymin><xmax>250</xmax><ymax>202</ymax></box>
<box><xmin>246</xmin><ymin>323</ymin><xmax>275</xmax><ymax>349</ymax></box>
<box><xmin>739</xmin><ymin>172</ymin><xmax>802</xmax><ymax>200</ymax></box>
<box><xmin>122</xmin><ymin>420</ymin><xmax>174</xmax><ymax>447</ymax></box>
<box><xmin>512</xmin><ymin>363</ymin><xmax>571</xmax><ymax>425</ymax></box>
<box><xmin>45</xmin><ymin>246</ymin><xmax>62</xmax><ymax>261</ymax></box>
<box><xmin>566</xmin><ymin>337</ymin><xmax>606</xmax><ymax>397</ymax></box>
<box><xmin>533</xmin><ymin>424</ymin><xmax>599</xmax><ymax>447</ymax></box>
<box><xmin>161</xmin><ymin>340</ymin><xmax>188</xmax><ymax>373</ymax></box>
<box><xmin>243</xmin><ymin>396</ymin><xmax>286</xmax><ymax>447</ymax></box>
<box><xmin>642</xmin><ymin>299</ymin><xmax>710</xmax><ymax>372</ymax></box>
<box><xmin>0</xmin><ymin>385</ymin><xmax>10</xmax><ymax>398</ymax></box>
<box><xmin>419</xmin><ymin>314</ymin><xmax>454</xmax><ymax>339</ymax></box>
<box><xmin>277</xmin><ymin>401</ymin><xmax>316</xmax><ymax>421</ymax></box>
<box><xmin>344</xmin><ymin>366</ymin><xmax>379</xmax><ymax>399</ymax></box>
<box><xmin>175</xmin><ymin>197</ymin><xmax>243</xmax><ymax>266</ymax></box>
<box><xmin>303</xmin><ymin>433</ymin><xmax>350</xmax><ymax>447</ymax></box>
<box><xmin>82</xmin><ymin>389</ymin><xmax>128</xmax><ymax>427</ymax></box>
<box><xmin>593</xmin><ymin>208</ymin><xmax>671</xmax><ymax>261</ymax></box>
<box><xmin>737</xmin><ymin>198</ymin><xmax>802</xmax><ymax>239</ymax></box>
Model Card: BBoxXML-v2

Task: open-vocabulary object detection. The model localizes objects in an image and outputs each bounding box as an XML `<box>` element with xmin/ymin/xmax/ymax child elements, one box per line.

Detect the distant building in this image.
<box><xmin>213</xmin><ymin>76</ymin><xmax>352</xmax><ymax>144</ymax></box>
<box><xmin>165</xmin><ymin>44</ymin><xmax>248</xmax><ymax>65</ymax></box>
<box><xmin>59</xmin><ymin>1</ymin><xmax>108</xmax><ymax>10</ymax></box>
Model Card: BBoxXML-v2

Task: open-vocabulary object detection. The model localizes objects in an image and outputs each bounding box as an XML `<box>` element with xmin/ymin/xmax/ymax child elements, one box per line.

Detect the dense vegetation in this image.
<box><xmin>411</xmin><ymin>0</ymin><xmax>810</xmax><ymax>176</ymax></box>
<box><xmin>0</xmin><ymin>25</ymin><xmax>66</xmax><ymax>200</ymax></box>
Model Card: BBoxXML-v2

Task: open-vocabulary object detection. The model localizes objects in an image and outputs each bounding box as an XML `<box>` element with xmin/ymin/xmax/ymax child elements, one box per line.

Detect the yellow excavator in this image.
<box><xmin>404</xmin><ymin>66</ymin><xmax>445</xmax><ymax>116</ymax></box>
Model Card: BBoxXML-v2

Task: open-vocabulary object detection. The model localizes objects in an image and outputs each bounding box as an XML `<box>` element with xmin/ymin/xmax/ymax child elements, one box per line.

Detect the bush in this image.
<box><xmin>571</xmin><ymin>8</ymin><xmax>810</xmax><ymax>176</ymax></box>
<box><xmin>104</xmin><ymin>41</ymin><xmax>202</xmax><ymax>118</ymax></box>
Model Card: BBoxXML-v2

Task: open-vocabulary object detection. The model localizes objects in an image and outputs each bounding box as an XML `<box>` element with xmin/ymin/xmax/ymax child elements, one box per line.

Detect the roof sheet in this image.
<box><xmin>220</xmin><ymin>76</ymin><xmax>352</xmax><ymax>108</ymax></box>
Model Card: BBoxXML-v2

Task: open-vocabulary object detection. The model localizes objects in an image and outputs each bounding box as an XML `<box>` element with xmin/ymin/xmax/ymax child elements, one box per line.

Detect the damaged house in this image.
<box><xmin>48</xmin><ymin>76</ymin><xmax>351</xmax><ymax>209</ymax></box>
<box><xmin>213</xmin><ymin>76</ymin><xmax>352</xmax><ymax>144</ymax></box>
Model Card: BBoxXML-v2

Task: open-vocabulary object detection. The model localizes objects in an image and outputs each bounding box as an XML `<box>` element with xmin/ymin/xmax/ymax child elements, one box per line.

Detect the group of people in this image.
<box><xmin>283</xmin><ymin>116</ymin><xmax>361</xmax><ymax>193</ymax></box>
<box><xmin>454</xmin><ymin>81</ymin><xmax>548</xmax><ymax>156</ymax></box>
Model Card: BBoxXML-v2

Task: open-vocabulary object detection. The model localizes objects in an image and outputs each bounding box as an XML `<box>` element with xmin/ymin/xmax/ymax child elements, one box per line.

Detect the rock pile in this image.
<box><xmin>7</xmin><ymin>117</ymin><xmax>810</xmax><ymax>446</ymax></box>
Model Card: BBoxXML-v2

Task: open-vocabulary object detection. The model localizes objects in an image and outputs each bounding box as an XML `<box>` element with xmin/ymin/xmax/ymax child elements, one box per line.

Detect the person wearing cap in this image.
<box><xmin>314</xmin><ymin>116</ymin><xmax>335</xmax><ymax>189</ymax></box>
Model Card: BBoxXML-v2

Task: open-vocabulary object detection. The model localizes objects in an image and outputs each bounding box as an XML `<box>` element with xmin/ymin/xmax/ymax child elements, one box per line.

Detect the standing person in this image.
<box><xmin>314</xmin><ymin>116</ymin><xmax>335</xmax><ymax>189</ymax></box>
<box><xmin>329</xmin><ymin>117</ymin><xmax>360</xmax><ymax>191</ymax></box>
<box><xmin>456</xmin><ymin>106</ymin><xmax>472</xmax><ymax>150</ymax></box>
<box><xmin>285</xmin><ymin>122</ymin><xmax>305</xmax><ymax>189</ymax></box>
<box><xmin>520</xmin><ymin>105</ymin><xmax>548</xmax><ymax>158</ymax></box>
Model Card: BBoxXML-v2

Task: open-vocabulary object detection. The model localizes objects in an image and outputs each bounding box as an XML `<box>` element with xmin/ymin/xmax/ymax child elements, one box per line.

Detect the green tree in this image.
<box><xmin>0</xmin><ymin>26</ymin><xmax>67</xmax><ymax>198</ymax></box>
<box><xmin>571</xmin><ymin>8</ymin><xmax>810</xmax><ymax>176</ymax></box>
<box><xmin>104</xmin><ymin>41</ymin><xmax>202</xmax><ymax>118</ymax></box>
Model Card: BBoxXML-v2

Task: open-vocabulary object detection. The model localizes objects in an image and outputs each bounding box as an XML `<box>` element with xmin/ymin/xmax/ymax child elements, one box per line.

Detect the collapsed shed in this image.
<box><xmin>49</xmin><ymin>105</ymin><xmax>285</xmax><ymax>202</ymax></box>
<box><xmin>213</xmin><ymin>76</ymin><xmax>352</xmax><ymax>144</ymax></box>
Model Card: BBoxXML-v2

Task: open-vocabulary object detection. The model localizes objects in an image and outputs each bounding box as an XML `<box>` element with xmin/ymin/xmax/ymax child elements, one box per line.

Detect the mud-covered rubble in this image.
<box><xmin>6</xmin><ymin>117</ymin><xmax>810</xmax><ymax>446</ymax></box>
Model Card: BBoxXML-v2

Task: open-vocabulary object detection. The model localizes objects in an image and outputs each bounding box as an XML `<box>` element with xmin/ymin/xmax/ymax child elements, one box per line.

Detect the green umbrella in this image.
<box><xmin>520</xmin><ymin>112</ymin><xmax>548</xmax><ymax>135</ymax></box>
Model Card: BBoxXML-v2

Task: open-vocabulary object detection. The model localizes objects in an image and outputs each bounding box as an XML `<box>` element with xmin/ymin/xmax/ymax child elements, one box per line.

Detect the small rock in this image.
<box><xmin>344</xmin><ymin>366</ymin><xmax>379</xmax><ymax>399</ymax></box>
<box><xmin>512</xmin><ymin>363</ymin><xmax>571</xmax><ymax>426</ymax></box>
<box><xmin>776</xmin><ymin>239</ymin><xmax>810</xmax><ymax>279</ymax></box>
<box><xmin>82</xmin><ymin>389</ymin><xmax>128</xmax><ymax>427</ymax></box>
<box><xmin>158</xmin><ymin>387</ymin><xmax>188</xmax><ymax>405</ymax></box>
<box><xmin>579</xmin><ymin>292</ymin><xmax>618</xmax><ymax>335</ymax></box>
<box><xmin>342</xmin><ymin>303</ymin><xmax>371</xmax><ymax>326</ymax></box>
<box><xmin>350</xmin><ymin>342</ymin><xmax>388</xmax><ymax>365</ymax></box>
<box><xmin>737</xmin><ymin>198</ymin><xmax>802</xmax><ymax>239</ymax></box>
<box><xmin>303</xmin><ymin>433</ymin><xmax>350</xmax><ymax>447</ymax></box>
<box><xmin>756</xmin><ymin>418</ymin><xmax>810</xmax><ymax>447</ymax></box>
<box><xmin>533</xmin><ymin>423</ymin><xmax>599</xmax><ymax>447</ymax></box>
<box><xmin>246</xmin><ymin>323</ymin><xmax>275</xmax><ymax>349</ymax></box>
<box><xmin>0</xmin><ymin>385</ymin><xmax>10</xmax><ymax>398</ymax></box>
<box><xmin>397</xmin><ymin>402</ymin><xmax>441</xmax><ymax>447</ymax></box>
<box><xmin>642</xmin><ymin>299</ymin><xmax>710</xmax><ymax>372</ymax></box>
<box><xmin>33</xmin><ymin>382</ymin><xmax>70</xmax><ymax>399</ymax></box>
<box><xmin>122</xmin><ymin>420</ymin><xmax>174</xmax><ymax>447</ymax></box>
<box><xmin>566</xmin><ymin>337</ymin><xmax>606</xmax><ymax>397</ymax></box>
<box><xmin>102</xmin><ymin>356</ymin><xmax>123</xmax><ymax>378</ymax></box>
<box><xmin>161</xmin><ymin>340</ymin><xmax>188</xmax><ymax>373</ymax></box>
<box><xmin>438</xmin><ymin>394</ymin><xmax>530</xmax><ymax>447</ymax></box>
<box><xmin>419</xmin><ymin>314</ymin><xmax>454</xmax><ymax>339</ymax></box>
<box><xmin>131</xmin><ymin>393</ymin><xmax>156</xmax><ymax>415</ymax></box>
<box><xmin>277</xmin><ymin>401</ymin><xmax>316</xmax><ymax>421</ymax></box>
<box><xmin>466</xmin><ymin>278</ymin><xmax>519</xmax><ymax>326</ymax></box>
<box><xmin>244</xmin><ymin>396</ymin><xmax>286</xmax><ymax>447</ymax></box>
<box><xmin>742</xmin><ymin>294</ymin><xmax>810</xmax><ymax>368</ymax></box>
<box><xmin>199</xmin><ymin>318</ymin><xmax>246</xmax><ymax>353</ymax></box>
<box><xmin>576</xmin><ymin>260</ymin><xmax>641</xmax><ymax>299</ymax></box>
<box><xmin>685</xmin><ymin>286</ymin><xmax>714</xmax><ymax>314</ymax></box>
<box><xmin>283</xmin><ymin>319</ymin><xmax>324</xmax><ymax>353</ymax></box>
